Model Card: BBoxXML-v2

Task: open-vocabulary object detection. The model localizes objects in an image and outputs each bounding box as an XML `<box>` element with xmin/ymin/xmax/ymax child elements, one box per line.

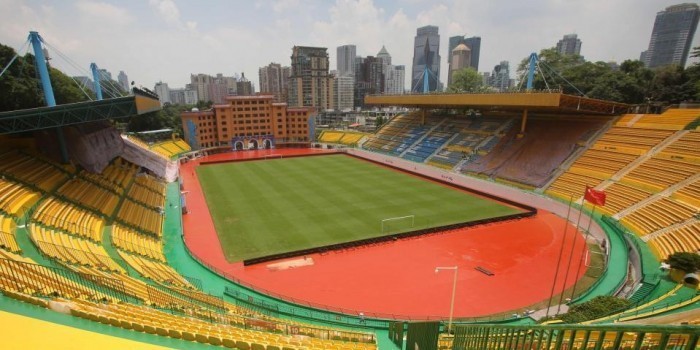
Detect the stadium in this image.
<box><xmin>0</xmin><ymin>31</ymin><xmax>699</xmax><ymax>350</ymax></box>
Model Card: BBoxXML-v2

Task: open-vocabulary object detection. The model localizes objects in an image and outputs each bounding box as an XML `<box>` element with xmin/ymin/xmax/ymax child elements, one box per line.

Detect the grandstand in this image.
<box><xmin>0</xmin><ymin>67</ymin><xmax>699</xmax><ymax>349</ymax></box>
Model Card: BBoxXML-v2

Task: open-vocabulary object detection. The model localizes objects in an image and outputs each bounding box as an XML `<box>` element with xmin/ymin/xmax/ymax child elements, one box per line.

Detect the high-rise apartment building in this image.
<box><xmin>556</xmin><ymin>34</ymin><xmax>582</xmax><ymax>56</ymax></box>
<box><xmin>190</xmin><ymin>73</ymin><xmax>236</xmax><ymax>104</ymax></box>
<box><xmin>288</xmin><ymin>46</ymin><xmax>335</xmax><ymax>110</ymax></box>
<box><xmin>169</xmin><ymin>88</ymin><xmax>198</xmax><ymax>105</ymax></box>
<box><xmin>180</xmin><ymin>95</ymin><xmax>312</xmax><ymax>149</ymax></box>
<box><xmin>411</xmin><ymin>25</ymin><xmax>441</xmax><ymax>93</ymax></box>
<box><xmin>384</xmin><ymin>65</ymin><xmax>405</xmax><ymax>95</ymax></box>
<box><xmin>641</xmin><ymin>3</ymin><xmax>700</xmax><ymax>68</ymax></box>
<box><xmin>259</xmin><ymin>63</ymin><xmax>291</xmax><ymax>102</ymax></box>
<box><xmin>336</xmin><ymin>45</ymin><xmax>357</xmax><ymax>77</ymax></box>
<box><xmin>335</xmin><ymin>74</ymin><xmax>355</xmax><ymax>111</ymax></box>
<box><xmin>153</xmin><ymin>81</ymin><xmax>171</xmax><ymax>105</ymax></box>
<box><xmin>117</xmin><ymin>71</ymin><xmax>129</xmax><ymax>92</ymax></box>
<box><xmin>448</xmin><ymin>36</ymin><xmax>480</xmax><ymax>72</ymax></box>
<box><xmin>448</xmin><ymin>44</ymin><xmax>472</xmax><ymax>88</ymax></box>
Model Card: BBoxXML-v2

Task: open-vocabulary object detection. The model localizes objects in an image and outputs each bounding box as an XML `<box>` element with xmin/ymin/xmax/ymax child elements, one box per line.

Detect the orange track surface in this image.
<box><xmin>182</xmin><ymin>149</ymin><xmax>588</xmax><ymax>319</ymax></box>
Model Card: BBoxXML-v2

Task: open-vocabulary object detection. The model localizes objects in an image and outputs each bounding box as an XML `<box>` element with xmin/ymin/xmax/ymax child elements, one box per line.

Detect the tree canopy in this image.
<box><xmin>516</xmin><ymin>47</ymin><xmax>700</xmax><ymax>105</ymax></box>
<box><xmin>448</xmin><ymin>67</ymin><xmax>486</xmax><ymax>93</ymax></box>
<box><xmin>667</xmin><ymin>252</ymin><xmax>700</xmax><ymax>273</ymax></box>
<box><xmin>0</xmin><ymin>43</ymin><xmax>91</xmax><ymax>112</ymax></box>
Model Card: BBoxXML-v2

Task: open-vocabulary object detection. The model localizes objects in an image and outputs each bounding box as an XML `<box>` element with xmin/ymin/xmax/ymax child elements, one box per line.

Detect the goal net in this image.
<box><xmin>381</xmin><ymin>215</ymin><xmax>415</xmax><ymax>234</ymax></box>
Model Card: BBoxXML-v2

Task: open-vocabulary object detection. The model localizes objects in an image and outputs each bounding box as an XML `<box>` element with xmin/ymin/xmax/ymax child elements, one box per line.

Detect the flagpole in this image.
<box><xmin>545</xmin><ymin>194</ymin><xmax>574</xmax><ymax>319</ymax></box>
<box><xmin>556</xmin><ymin>188</ymin><xmax>587</xmax><ymax>314</ymax></box>
<box><xmin>570</xmin><ymin>205</ymin><xmax>596</xmax><ymax>300</ymax></box>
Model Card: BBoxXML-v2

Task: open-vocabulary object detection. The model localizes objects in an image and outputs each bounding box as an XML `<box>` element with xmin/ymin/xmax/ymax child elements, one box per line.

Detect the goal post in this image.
<box><xmin>381</xmin><ymin>215</ymin><xmax>415</xmax><ymax>233</ymax></box>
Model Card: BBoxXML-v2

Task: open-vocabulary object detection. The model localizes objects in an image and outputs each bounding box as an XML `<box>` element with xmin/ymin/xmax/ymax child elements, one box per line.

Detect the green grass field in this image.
<box><xmin>197</xmin><ymin>154</ymin><xmax>524</xmax><ymax>262</ymax></box>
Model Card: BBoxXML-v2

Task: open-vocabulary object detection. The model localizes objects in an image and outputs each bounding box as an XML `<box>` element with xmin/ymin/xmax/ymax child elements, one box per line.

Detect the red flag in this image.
<box><xmin>584</xmin><ymin>186</ymin><xmax>606</xmax><ymax>206</ymax></box>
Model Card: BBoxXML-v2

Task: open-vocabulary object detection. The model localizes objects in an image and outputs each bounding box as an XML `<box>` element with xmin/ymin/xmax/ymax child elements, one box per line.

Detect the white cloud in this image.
<box><xmin>75</xmin><ymin>1</ymin><xmax>133</xmax><ymax>25</ymax></box>
<box><xmin>272</xmin><ymin>0</ymin><xmax>300</xmax><ymax>13</ymax></box>
<box><xmin>148</xmin><ymin>0</ymin><xmax>181</xmax><ymax>25</ymax></box>
<box><xmin>0</xmin><ymin>0</ymin><xmax>698</xmax><ymax>93</ymax></box>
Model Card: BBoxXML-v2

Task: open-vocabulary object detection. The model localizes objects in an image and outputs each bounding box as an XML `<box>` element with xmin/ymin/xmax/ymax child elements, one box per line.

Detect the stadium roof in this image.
<box><xmin>365</xmin><ymin>92</ymin><xmax>632</xmax><ymax>116</ymax></box>
<box><xmin>0</xmin><ymin>89</ymin><xmax>161</xmax><ymax>134</ymax></box>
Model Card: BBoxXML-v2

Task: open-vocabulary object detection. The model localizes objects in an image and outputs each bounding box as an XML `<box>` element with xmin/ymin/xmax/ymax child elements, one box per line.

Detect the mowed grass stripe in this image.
<box><xmin>197</xmin><ymin>154</ymin><xmax>523</xmax><ymax>262</ymax></box>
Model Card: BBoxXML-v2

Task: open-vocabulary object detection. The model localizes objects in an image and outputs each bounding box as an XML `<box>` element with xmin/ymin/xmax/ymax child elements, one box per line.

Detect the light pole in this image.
<box><xmin>435</xmin><ymin>266</ymin><xmax>458</xmax><ymax>334</ymax></box>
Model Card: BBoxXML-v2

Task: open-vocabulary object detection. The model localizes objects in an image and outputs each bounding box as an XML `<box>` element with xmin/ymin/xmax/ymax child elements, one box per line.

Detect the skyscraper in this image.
<box><xmin>154</xmin><ymin>81</ymin><xmax>171</xmax><ymax>106</ymax></box>
<box><xmin>411</xmin><ymin>25</ymin><xmax>441</xmax><ymax>93</ymax></box>
<box><xmin>376</xmin><ymin>45</ymin><xmax>392</xmax><ymax>66</ymax></box>
<box><xmin>288</xmin><ymin>46</ymin><xmax>335</xmax><ymax>110</ymax></box>
<box><xmin>335</xmin><ymin>74</ymin><xmax>355</xmax><ymax>111</ymax></box>
<box><xmin>642</xmin><ymin>3</ymin><xmax>700</xmax><ymax>68</ymax></box>
<box><xmin>384</xmin><ymin>65</ymin><xmax>405</xmax><ymax>95</ymax></box>
<box><xmin>117</xmin><ymin>71</ymin><xmax>129</xmax><ymax>92</ymax></box>
<box><xmin>556</xmin><ymin>34</ymin><xmax>582</xmax><ymax>56</ymax></box>
<box><xmin>448</xmin><ymin>35</ymin><xmax>481</xmax><ymax>71</ymax></box>
<box><xmin>259</xmin><ymin>63</ymin><xmax>282</xmax><ymax>100</ymax></box>
<box><xmin>489</xmin><ymin>61</ymin><xmax>512</xmax><ymax>92</ymax></box>
<box><xmin>448</xmin><ymin>44</ymin><xmax>471</xmax><ymax>88</ymax></box>
<box><xmin>354</xmin><ymin>56</ymin><xmax>384</xmax><ymax>108</ymax></box>
<box><xmin>336</xmin><ymin>45</ymin><xmax>357</xmax><ymax>77</ymax></box>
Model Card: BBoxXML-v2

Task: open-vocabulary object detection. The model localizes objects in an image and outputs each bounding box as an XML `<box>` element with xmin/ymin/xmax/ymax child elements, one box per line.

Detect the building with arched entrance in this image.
<box><xmin>180</xmin><ymin>95</ymin><xmax>312</xmax><ymax>150</ymax></box>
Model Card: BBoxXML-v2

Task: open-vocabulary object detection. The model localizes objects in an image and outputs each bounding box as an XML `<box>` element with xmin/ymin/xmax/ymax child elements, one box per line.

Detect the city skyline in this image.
<box><xmin>1</xmin><ymin>0</ymin><xmax>699</xmax><ymax>92</ymax></box>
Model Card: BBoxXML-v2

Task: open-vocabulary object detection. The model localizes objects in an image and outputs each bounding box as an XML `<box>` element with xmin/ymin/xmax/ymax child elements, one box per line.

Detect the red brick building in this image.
<box><xmin>180</xmin><ymin>95</ymin><xmax>312</xmax><ymax>150</ymax></box>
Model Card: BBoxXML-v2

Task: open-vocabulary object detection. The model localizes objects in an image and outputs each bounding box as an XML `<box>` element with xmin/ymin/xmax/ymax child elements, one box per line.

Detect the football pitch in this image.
<box><xmin>197</xmin><ymin>154</ymin><xmax>524</xmax><ymax>262</ymax></box>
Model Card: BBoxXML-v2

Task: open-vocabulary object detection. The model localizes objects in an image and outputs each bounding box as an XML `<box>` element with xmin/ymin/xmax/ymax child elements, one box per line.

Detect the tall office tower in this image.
<box><xmin>489</xmin><ymin>61</ymin><xmax>512</xmax><ymax>92</ymax></box>
<box><xmin>449</xmin><ymin>35</ymin><xmax>481</xmax><ymax>71</ymax></box>
<box><xmin>153</xmin><ymin>81</ymin><xmax>171</xmax><ymax>106</ymax></box>
<box><xmin>117</xmin><ymin>71</ymin><xmax>129</xmax><ymax>92</ymax></box>
<box><xmin>376</xmin><ymin>45</ymin><xmax>392</xmax><ymax>66</ymax></box>
<box><xmin>641</xmin><ymin>3</ymin><xmax>700</xmax><ymax>68</ymax></box>
<box><xmin>354</xmin><ymin>56</ymin><xmax>385</xmax><ymax>108</ymax></box>
<box><xmin>463</xmin><ymin>37</ymin><xmax>481</xmax><ymax>71</ymax></box>
<box><xmin>288</xmin><ymin>46</ymin><xmax>335</xmax><ymax>110</ymax></box>
<box><xmin>448</xmin><ymin>44</ymin><xmax>472</xmax><ymax>88</ymax></box>
<box><xmin>336</xmin><ymin>45</ymin><xmax>357</xmax><ymax>76</ymax></box>
<box><xmin>281</xmin><ymin>66</ymin><xmax>291</xmax><ymax>103</ymax></box>
<box><xmin>411</xmin><ymin>25</ymin><xmax>441</xmax><ymax>93</ymax></box>
<box><xmin>556</xmin><ymin>34</ymin><xmax>582</xmax><ymax>56</ymax></box>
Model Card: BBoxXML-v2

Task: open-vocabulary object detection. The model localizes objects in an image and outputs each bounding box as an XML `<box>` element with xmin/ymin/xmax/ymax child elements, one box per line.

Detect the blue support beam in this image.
<box><xmin>28</xmin><ymin>31</ymin><xmax>55</xmax><ymax>107</ymax></box>
<box><xmin>29</xmin><ymin>31</ymin><xmax>69</xmax><ymax>163</ymax></box>
<box><xmin>90</xmin><ymin>63</ymin><xmax>103</xmax><ymax>100</ymax></box>
<box><xmin>526</xmin><ymin>53</ymin><xmax>538</xmax><ymax>91</ymax></box>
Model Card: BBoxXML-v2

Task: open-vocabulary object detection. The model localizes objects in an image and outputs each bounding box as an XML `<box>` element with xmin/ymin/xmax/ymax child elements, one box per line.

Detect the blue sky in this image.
<box><xmin>1</xmin><ymin>0</ymin><xmax>699</xmax><ymax>91</ymax></box>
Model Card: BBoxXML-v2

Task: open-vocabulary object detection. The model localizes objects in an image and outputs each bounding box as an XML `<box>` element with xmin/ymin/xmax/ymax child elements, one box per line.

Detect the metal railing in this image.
<box><xmin>452</xmin><ymin>323</ymin><xmax>699</xmax><ymax>350</ymax></box>
<box><xmin>0</xmin><ymin>258</ymin><xmax>130</xmax><ymax>302</ymax></box>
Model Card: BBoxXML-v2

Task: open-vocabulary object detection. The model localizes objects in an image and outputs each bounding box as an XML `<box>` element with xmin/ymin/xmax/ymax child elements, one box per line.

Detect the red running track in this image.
<box><xmin>181</xmin><ymin>149</ymin><xmax>588</xmax><ymax>319</ymax></box>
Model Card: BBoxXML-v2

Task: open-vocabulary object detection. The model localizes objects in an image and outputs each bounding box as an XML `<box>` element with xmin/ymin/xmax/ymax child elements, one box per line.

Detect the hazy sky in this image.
<box><xmin>2</xmin><ymin>0</ymin><xmax>699</xmax><ymax>91</ymax></box>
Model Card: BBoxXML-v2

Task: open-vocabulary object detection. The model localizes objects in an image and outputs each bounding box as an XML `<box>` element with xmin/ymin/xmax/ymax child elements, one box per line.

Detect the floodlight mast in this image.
<box><xmin>435</xmin><ymin>266</ymin><xmax>458</xmax><ymax>334</ymax></box>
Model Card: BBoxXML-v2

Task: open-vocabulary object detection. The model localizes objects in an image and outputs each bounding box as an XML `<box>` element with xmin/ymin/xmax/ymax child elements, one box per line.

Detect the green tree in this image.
<box><xmin>127</xmin><ymin>103</ymin><xmax>189</xmax><ymax>135</ymax></box>
<box><xmin>448</xmin><ymin>67</ymin><xmax>485</xmax><ymax>93</ymax></box>
<box><xmin>559</xmin><ymin>296</ymin><xmax>631</xmax><ymax>323</ymax></box>
<box><xmin>667</xmin><ymin>252</ymin><xmax>700</xmax><ymax>273</ymax></box>
<box><xmin>0</xmin><ymin>43</ymin><xmax>90</xmax><ymax>112</ymax></box>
